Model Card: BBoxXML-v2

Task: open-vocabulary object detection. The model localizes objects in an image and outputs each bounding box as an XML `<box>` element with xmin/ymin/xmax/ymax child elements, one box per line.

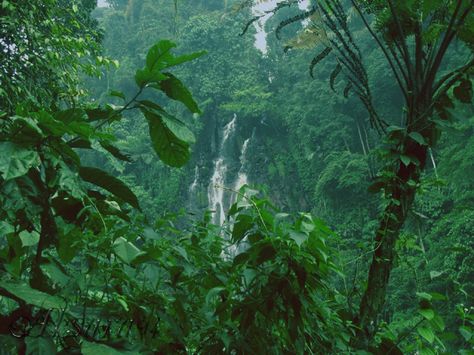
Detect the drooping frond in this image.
<box><xmin>275</xmin><ymin>6</ymin><xmax>317</xmax><ymax>39</ymax></box>
<box><xmin>237</xmin><ymin>0</ymin><xmax>301</xmax><ymax>36</ymax></box>
<box><xmin>343</xmin><ymin>81</ymin><xmax>352</xmax><ymax>98</ymax></box>
<box><xmin>309</xmin><ymin>47</ymin><xmax>332</xmax><ymax>78</ymax></box>
<box><xmin>329</xmin><ymin>63</ymin><xmax>342</xmax><ymax>91</ymax></box>
<box><xmin>239</xmin><ymin>16</ymin><xmax>261</xmax><ymax>36</ymax></box>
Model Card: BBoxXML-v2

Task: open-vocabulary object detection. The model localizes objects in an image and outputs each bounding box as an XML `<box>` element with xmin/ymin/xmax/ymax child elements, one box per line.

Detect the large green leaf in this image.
<box><xmin>81</xmin><ymin>340</ymin><xmax>136</xmax><ymax>355</ymax></box>
<box><xmin>113</xmin><ymin>237</ymin><xmax>143</xmax><ymax>264</ymax></box>
<box><xmin>417</xmin><ymin>326</ymin><xmax>435</xmax><ymax>344</ymax></box>
<box><xmin>0</xmin><ymin>280</ymin><xmax>66</xmax><ymax>309</ymax></box>
<box><xmin>145</xmin><ymin>40</ymin><xmax>205</xmax><ymax>71</ymax></box>
<box><xmin>418</xmin><ymin>308</ymin><xmax>435</xmax><ymax>320</ymax></box>
<box><xmin>25</xmin><ymin>336</ymin><xmax>56</xmax><ymax>355</ymax></box>
<box><xmin>232</xmin><ymin>214</ymin><xmax>253</xmax><ymax>243</ymax></box>
<box><xmin>79</xmin><ymin>167</ymin><xmax>140</xmax><ymax>210</ymax></box>
<box><xmin>0</xmin><ymin>142</ymin><xmax>40</xmax><ymax>180</ymax></box>
<box><xmin>100</xmin><ymin>142</ymin><xmax>132</xmax><ymax>162</ymax></box>
<box><xmin>146</xmin><ymin>40</ymin><xmax>177</xmax><ymax>71</ymax></box>
<box><xmin>158</xmin><ymin>73</ymin><xmax>201</xmax><ymax>114</ymax></box>
<box><xmin>135</xmin><ymin>67</ymin><xmax>167</xmax><ymax>88</ymax></box>
<box><xmin>142</xmin><ymin>110</ymin><xmax>195</xmax><ymax>167</ymax></box>
<box><xmin>289</xmin><ymin>230</ymin><xmax>308</xmax><ymax>247</ymax></box>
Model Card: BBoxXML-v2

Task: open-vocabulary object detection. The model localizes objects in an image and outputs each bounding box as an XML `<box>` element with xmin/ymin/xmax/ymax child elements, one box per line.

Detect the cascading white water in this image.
<box><xmin>189</xmin><ymin>166</ymin><xmax>199</xmax><ymax>193</ymax></box>
<box><xmin>234</xmin><ymin>137</ymin><xmax>251</xmax><ymax>190</ymax></box>
<box><xmin>208</xmin><ymin>114</ymin><xmax>237</xmax><ymax>225</ymax></box>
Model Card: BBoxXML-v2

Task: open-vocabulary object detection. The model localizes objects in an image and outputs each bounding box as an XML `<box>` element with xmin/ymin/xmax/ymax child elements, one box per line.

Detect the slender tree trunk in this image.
<box><xmin>357</xmin><ymin>96</ymin><xmax>431</xmax><ymax>343</ymax></box>
<box><xmin>358</xmin><ymin>149</ymin><xmax>428</xmax><ymax>341</ymax></box>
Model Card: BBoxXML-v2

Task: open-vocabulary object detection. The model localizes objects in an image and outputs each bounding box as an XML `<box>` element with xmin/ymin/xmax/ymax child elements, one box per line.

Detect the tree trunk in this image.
<box><xmin>357</xmin><ymin>127</ymin><xmax>429</xmax><ymax>344</ymax></box>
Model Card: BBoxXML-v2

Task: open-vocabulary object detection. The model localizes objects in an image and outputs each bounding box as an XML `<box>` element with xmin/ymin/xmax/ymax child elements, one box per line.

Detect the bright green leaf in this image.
<box><xmin>400</xmin><ymin>155</ymin><xmax>411</xmax><ymax>166</ymax></box>
<box><xmin>418</xmin><ymin>326</ymin><xmax>435</xmax><ymax>344</ymax></box>
<box><xmin>0</xmin><ymin>280</ymin><xmax>66</xmax><ymax>309</ymax></box>
<box><xmin>19</xmin><ymin>231</ymin><xmax>40</xmax><ymax>247</ymax></box>
<box><xmin>0</xmin><ymin>142</ymin><xmax>40</xmax><ymax>180</ymax></box>
<box><xmin>429</xmin><ymin>270</ymin><xmax>443</xmax><ymax>279</ymax></box>
<box><xmin>409</xmin><ymin>131</ymin><xmax>427</xmax><ymax>145</ymax></box>
<box><xmin>416</xmin><ymin>292</ymin><xmax>433</xmax><ymax>301</ymax></box>
<box><xmin>289</xmin><ymin>230</ymin><xmax>308</xmax><ymax>246</ymax></box>
<box><xmin>419</xmin><ymin>308</ymin><xmax>435</xmax><ymax>320</ymax></box>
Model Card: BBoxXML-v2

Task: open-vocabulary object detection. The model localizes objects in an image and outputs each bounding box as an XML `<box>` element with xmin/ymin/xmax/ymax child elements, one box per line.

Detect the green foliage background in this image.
<box><xmin>0</xmin><ymin>0</ymin><xmax>473</xmax><ymax>353</ymax></box>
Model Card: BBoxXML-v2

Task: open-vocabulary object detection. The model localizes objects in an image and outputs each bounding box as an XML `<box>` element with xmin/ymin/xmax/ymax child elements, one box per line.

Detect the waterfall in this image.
<box><xmin>189</xmin><ymin>166</ymin><xmax>199</xmax><ymax>193</ymax></box>
<box><xmin>208</xmin><ymin>114</ymin><xmax>237</xmax><ymax>225</ymax></box>
<box><xmin>190</xmin><ymin>114</ymin><xmax>253</xmax><ymax>225</ymax></box>
<box><xmin>234</xmin><ymin>137</ymin><xmax>251</xmax><ymax>191</ymax></box>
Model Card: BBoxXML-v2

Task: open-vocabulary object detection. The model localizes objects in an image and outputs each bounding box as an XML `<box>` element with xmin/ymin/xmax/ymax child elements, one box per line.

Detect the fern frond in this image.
<box><xmin>275</xmin><ymin>6</ymin><xmax>317</xmax><ymax>39</ymax></box>
<box><xmin>309</xmin><ymin>47</ymin><xmax>332</xmax><ymax>78</ymax></box>
<box><xmin>343</xmin><ymin>81</ymin><xmax>352</xmax><ymax>98</ymax></box>
<box><xmin>330</xmin><ymin>64</ymin><xmax>342</xmax><ymax>91</ymax></box>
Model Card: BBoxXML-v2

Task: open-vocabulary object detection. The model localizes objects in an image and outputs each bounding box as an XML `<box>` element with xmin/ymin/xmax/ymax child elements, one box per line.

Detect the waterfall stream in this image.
<box><xmin>207</xmin><ymin>114</ymin><xmax>238</xmax><ymax>225</ymax></box>
<box><xmin>189</xmin><ymin>166</ymin><xmax>199</xmax><ymax>193</ymax></box>
<box><xmin>234</xmin><ymin>137</ymin><xmax>251</xmax><ymax>190</ymax></box>
<box><xmin>187</xmin><ymin>114</ymin><xmax>254</xmax><ymax>225</ymax></box>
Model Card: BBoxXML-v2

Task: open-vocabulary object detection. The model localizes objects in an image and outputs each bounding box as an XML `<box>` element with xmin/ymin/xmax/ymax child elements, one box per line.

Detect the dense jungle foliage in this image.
<box><xmin>0</xmin><ymin>0</ymin><xmax>473</xmax><ymax>353</ymax></box>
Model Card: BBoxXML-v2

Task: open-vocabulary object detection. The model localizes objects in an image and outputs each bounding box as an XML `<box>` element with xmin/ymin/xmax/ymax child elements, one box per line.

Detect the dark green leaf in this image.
<box><xmin>100</xmin><ymin>142</ymin><xmax>132</xmax><ymax>162</ymax></box>
<box><xmin>329</xmin><ymin>64</ymin><xmax>342</xmax><ymax>91</ymax></box>
<box><xmin>110</xmin><ymin>90</ymin><xmax>126</xmax><ymax>100</ymax></box>
<box><xmin>143</xmin><ymin>110</ymin><xmax>194</xmax><ymax>167</ymax></box>
<box><xmin>145</xmin><ymin>40</ymin><xmax>205</xmax><ymax>72</ymax></box>
<box><xmin>81</xmin><ymin>340</ymin><xmax>135</xmax><ymax>355</ymax></box>
<box><xmin>310</xmin><ymin>47</ymin><xmax>332</xmax><ymax>78</ymax></box>
<box><xmin>453</xmin><ymin>79</ymin><xmax>472</xmax><ymax>103</ymax></box>
<box><xmin>232</xmin><ymin>214</ymin><xmax>253</xmax><ymax>243</ymax></box>
<box><xmin>158</xmin><ymin>73</ymin><xmax>201</xmax><ymax>114</ymax></box>
<box><xmin>25</xmin><ymin>336</ymin><xmax>56</xmax><ymax>355</ymax></box>
<box><xmin>79</xmin><ymin>166</ymin><xmax>140</xmax><ymax>209</ymax></box>
<box><xmin>256</xmin><ymin>244</ymin><xmax>277</xmax><ymax>264</ymax></box>
<box><xmin>135</xmin><ymin>67</ymin><xmax>168</xmax><ymax>88</ymax></box>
